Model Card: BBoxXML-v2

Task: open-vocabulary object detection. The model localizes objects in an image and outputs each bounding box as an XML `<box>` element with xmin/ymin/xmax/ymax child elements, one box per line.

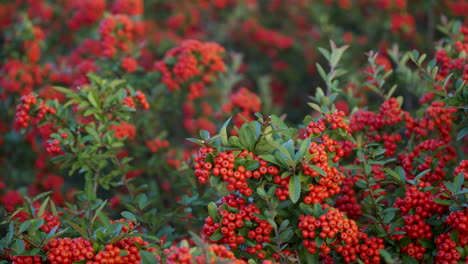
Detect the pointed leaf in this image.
<box><xmin>289</xmin><ymin>175</ymin><xmax>301</xmax><ymax>203</ymax></box>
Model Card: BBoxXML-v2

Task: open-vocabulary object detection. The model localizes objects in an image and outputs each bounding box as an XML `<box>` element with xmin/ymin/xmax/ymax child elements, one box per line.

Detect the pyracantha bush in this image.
<box><xmin>1</xmin><ymin>1</ymin><xmax>468</xmax><ymax>264</ymax></box>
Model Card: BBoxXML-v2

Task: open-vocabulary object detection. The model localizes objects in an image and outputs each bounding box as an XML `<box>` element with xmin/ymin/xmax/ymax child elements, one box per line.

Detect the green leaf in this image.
<box><xmin>383</xmin><ymin>211</ymin><xmax>395</xmax><ymax>224</ymax></box>
<box><xmin>308</xmin><ymin>165</ymin><xmax>326</xmax><ymax>176</ymax></box>
<box><xmin>98</xmin><ymin>211</ymin><xmax>112</xmax><ymax>231</ymax></box>
<box><xmin>395</xmin><ymin>166</ymin><xmax>406</xmax><ymax>182</ymax></box>
<box><xmin>88</xmin><ymin>91</ymin><xmax>100</xmax><ymax>110</ymax></box>
<box><xmin>399</xmin><ymin>237</ymin><xmax>411</xmax><ymax>248</ymax></box>
<box><xmin>219</xmin><ymin>117</ymin><xmax>232</xmax><ymax>145</ymax></box>
<box><xmin>29</xmin><ymin>218</ymin><xmax>44</xmax><ymax>232</ymax></box>
<box><xmin>295</xmin><ymin>138</ymin><xmax>311</xmax><ymax>160</ymax></box>
<box><xmin>50</xmin><ymin>200</ymin><xmax>58</xmax><ymax>216</ymax></box>
<box><xmin>66</xmin><ymin>221</ymin><xmax>89</xmax><ymax>238</ymax></box>
<box><xmin>85</xmin><ymin>126</ymin><xmax>100</xmax><ymax>143</ymax></box>
<box><xmin>186</xmin><ymin>138</ymin><xmax>202</xmax><ymax>145</ymax></box>
<box><xmin>19</xmin><ymin>220</ymin><xmax>31</xmax><ymax>233</ymax></box>
<box><xmin>258</xmin><ymin>154</ymin><xmax>283</xmax><ymax>168</ymax></box>
<box><xmin>330</xmin><ymin>44</ymin><xmax>349</xmax><ymax>67</ymax></box>
<box><xmin>31</xmin><ymin>191</ymin><xmax>53</xmax><ymax>203</ymax></box>
<box><xmin>38</xmin><ymin>196</ymin><xmax>50</xmax><ymax>217</ymax></box>
<box><xmin>209</xmin><ymin>175</ymin><xmax>220</xmax><ymax>187</ymax></box>
<box><xmin>121</xmin><ymin>211</ymin><xmax>137</xmax><ymax>222</ymax></box>
<box><xmin>433</xmin><ymin>198</ymin><xmax>453</xmax><ymax>206</ymax></box>
<box><xmin>91</xmin><ymin>200</ymin><xmax>108</xmax><ymax>226</ymax></box>
<box><xmin>316</xmin><ymin>63</ymin><xmax>328</xmax><ymax>83</ymax></box>
<box><xmin>199</xmin><ymin>130</ymin><xmax>210</xmax><ymax>140</ymax></box>
<box><xmin>303</xmin><ymin>249</ymin><xmax>319</xmax><ymax>264</ymax></box>
<box><xmin>280</xmin><ymin>219</ymin><xmax>290</xmax><ymax>230</ymax></box>
<box><xmin>318</xmin><ymin>47</ymin><xmax>331</xmax><ymax>61</ymax></box>
<box><xmin>379</xmin><ymin>249</ymin><xmax>394</xmax><ymax>263</ymax></box>
<box><xmin>72</xmin><ymin>260</ymin><xmax>88</xmax><ymax>264</ymax></box>
<box><xmin>454</xmin><ymin>173</ymin><xmax>464</xmax><ymax>193</ymax></box>
<box><xmin>417</xmin><ymin>54</ymin><xmax>427</xmax><ymax>65</ymax></box>
<box><xmin>411</xmin><ymin>50</ymin><xmax>419</xmax><ymax>61</ymax></box>
<box><xmin>308</xmin><ymin>103</ymin><xmax>321</xmax><ymax>112</ymax></box>
<box><xmin>401</xmin><ymin>255</ymin><xmax>419</xmax><ymax>264</ymax></box>
<box><xmin>210</xmin><ymin>229</ymin><xmax>224</xmax><ymax>241</ymax></box>
<box><xmin>13</xmin><ymin>239</ymin><xmax>25</xmax><ymax>254</ymax></box>
<box><xmin>256</xmin><ymin>186</ymin><xmax>267</xmax><ymax>198</ymax></box>
<box><xmin>208</xmin><ymin>202</ymin><xmax>221</xmax><ymax>223</ymax></box>
<box><xmin>279</xmin><ymin>229</ymin><xmax>294</xmax><ymax>242</ymax></box>
<box><xmin>53</xmin><ymin>86</ymin><xmax>75</xmax><ymax>96</ymax></box>
<box><xmin>384</xmin><ymin>168</ymin><xmax>403</xmax><ymax>184</ymax></box>
<box><xmin>450</xmin><ymin>230</ymin><xmax>459</xmax><ymax>242</ymax></box>
<box><xmin>289</xmin><ymin>175</ymin><xmax>301</xmax><ymax>204</ymax></box>
<box><xmin>418</xmin><ymin>238</ymin><xmax>436</xmax><ymax>249</ymax></box>
<box><xmin>456</xmin><ymin>127</ymin><xmax>468</xmax><ymax>141</ymax></box>
<box><xmin>85</xmin><ymin>174</ymin><xmax>96</xmax><ymax>201</ymax></box>
<box><xmin>140</xmin><ymin>250</ymin><xmax>158</xmax><ymax>264</ymax></box>
<box><xmin>244</xmin><ymin>160</ymin><xmax>260</xmax><ymax>171</ymax></box>
<box><xmin>413</xmin><ymin>169</ymin><xmax>431</xmax><ymax>183</ymax></box>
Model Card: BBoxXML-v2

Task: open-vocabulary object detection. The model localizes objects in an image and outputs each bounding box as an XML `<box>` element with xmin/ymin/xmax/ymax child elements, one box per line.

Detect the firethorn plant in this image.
<box><xmin>1</xmin><ymin>1</ymin><xmax>468</xmax><ymax>264</ymax></box>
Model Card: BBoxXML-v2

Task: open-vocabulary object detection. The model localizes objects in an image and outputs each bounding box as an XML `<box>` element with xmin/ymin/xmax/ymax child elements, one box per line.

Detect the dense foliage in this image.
<box><xmin>0</xmin><ymin>0</ymin><xmax>467</xmax><ymax>263</ymax></box>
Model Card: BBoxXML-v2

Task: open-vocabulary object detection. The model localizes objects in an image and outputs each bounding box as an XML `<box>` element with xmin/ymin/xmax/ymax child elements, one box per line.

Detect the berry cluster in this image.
<box><xmin>436</xmin><ymin>26</ymin><xmax>468</xmax><ymax>86</ymax></box>
<box><xmin>334</xmin><ymin>176</ymin><xmax>362</xmax><ymax>219</ymax></box>
<box><xmin>121</xmin><ymin>57</ymin><xmax>138</xmax><ymax>73</ymax></box>
<box><xmin>154</xmin><ymin>39</ymin><xmax>226</xmax><ymax>93</ymax></box>
<box><xmin>40</xmin><ymin>213</ymin><xmax>61</xmax><ymax>233</ymax></box>
<box><xmin>446</xmin><ymin>210</ymin><xmax>468</xmax><ymax>244</ymax></box>
<box><xmin>110</xmin><ymin>121</ymin><xmax>136</xmax><ymax>140</ymax></box>
<box><xmin>400</xmin><ymin>215</ymin><xmax>433</xmax><ymax>240</ymax></box>
<box><xmin>347</xmin><ymin>98</ymin><xmax>410</xmax><ymax>157</ymax></box>
<box><xmin>45</xmin><ymin>139</ymin><xmax>62</xmax><ymax>155</ymax></box>
<box><xmin>202</xmin><ymin>195</ymin><xmax>273</xmax><ymax>257</ymax></box>
<box><xmin>112</xmin><ymin>0</ymin><xmax>144</xmax><ymax>16</ymax></box>
<box><xmin>45</xmin><ymin>237</ymin><xmax>95</xmax><ymax>263</ymax></box>
<box><xmin>405</xmin><ymin>102</ymin><xmax>457</xmax><ymax>140</ymax></box>
<box><xmin>399</xmin><ymin>139</ymin><xmax>456</xmax><ymax>182</ymax></box>
<box><xmin>133</xmin><ymin>91</ymin><xmax>150</xmax><ymax>110</ymax></box>
<box><xmin>307</xmin><ymin>111</ymin><xmax>348</xmax><ymax>135</ymax></box>
<box><xmin>272</xmin><ymin>174</ymin><xmax>290</xmax><ymax>201</ymax></box>
<box><xmin>146</xmin><ymin>139</ymin><xmax>170</xmax><ymax>153</ymax></box>
<box><xmin>14</xmin><ymin>94</ymin><xmax>38</xmax><ymax>129</ymax></box>
<box><xmin>67</xmin><ymin>0</ymin><xmax>106</xmax><ymax>31</ymax></box>
<box><xmin>183</xmin><ymin>102</ymin><xmax>217</xmax><ymax>134</ymax></box>
<box><xmin>301</xmin><ymin>113</ymin><xmax>350</xmax><ymax>206</ymax></box>
<box><xmin>352</xmin><ymin>98</ymin><xmax>408</xmax><ymax>132</ymax></box>
<box><xmin>301</xmin><ymin>135</ymin><xmax>346</xmax><ymax>204</ymax></box>
<box><xmin>164</xmin><ymin>244</ymin><xmax>246</xmax><ymax>264</ymax></box>
<box><xmin>90</xmin><ymin>243</ymin><xmax>139</xmax><ymax>264</ymax></box>
<box><xmin>237</xmin><ymin>19</ymin><xmax>294</xmax><ymax>56</ymax></box>
<box><xmin>298</xmin><ymin>207</ymin><xmax>359</xmax><ymax>256</ymax></box>
<box><xmin>98</xmin><ymin>14</ymin><xmax>137</xmax><ymax>58</ymax></box>
<box><xmin>0</xmin><ymin>60</ymin><xmax>43</xmax><ymax>96</ymax></box>
<box><xmin>193</xmin><ymin>147</ymin><xmax>215</xmax><ymax>184</ymax></box>
<box><xmin>400</xmin><ymin>241</ymin><xmax>427</xmax><ymax>261</ymax></box>
<box><xmin>368</xmin><ymin>133</ymin><xmax>401</xmax><ymax>156</ymax></box>
<box><xmin>393</xmin><ymin>183</ymin><xmax>448</xmax><ymax>217</ymax></box>
<box><xmin>362</xmin><ymin>55</ymin><xmax>392</xmax><ymax>91</ymax></box>
<box><xmin>196</xmin><ymin>149</ymin><xmax>276</xmax><ymax>196</ymax></box>
<box><xmin>123</xmin><ymin>90</ymin><xmax>150</xmax><ymax>110</ymax></box>
<box><xmin>455</xmin><ymin>160</ymin><xmax>468</xmax><ymax>180</ymax></box>
<box><xmin>220</xmin><ymin>88</ymin><xmax>262</xmax><ymax>131</ymax></box>
<box><xmin>110</xmin><ymin>218</ymin><xmax>135</xmax><ymax>233</ymax></box>
<box><xmin>7</xmin><ymin>255</ymin><xmax>44</xmax><ymax>264</ymax></box>
<box><xmin>335</xmin><ymin>232</ymin><xmax>384</xmax><ymax>264</ymax></box>
<box><xmin>435</xmin><ymin>232</ymin><xmax>462</xmax><ymax>264</ymax></box>
<box><xmin>44</xmin><ymin>236</ymin><xmax>154</xmax><ymax>264</ymax></box>
<box><xmin>14</xmin><ymin>94</ymin><xmax>56</xmax><ymax>129</ymax></box>
<box><xmin>390</xmin><ymin>13</ymin><xmax>415</xmax><ymax>37</ymax></box>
